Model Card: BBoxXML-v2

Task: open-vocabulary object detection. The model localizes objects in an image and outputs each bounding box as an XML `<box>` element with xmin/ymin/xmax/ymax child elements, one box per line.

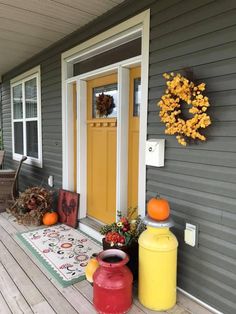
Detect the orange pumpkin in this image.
<box><xmin>85</xmin><ymin>257</ymin><xmax>99</xmax><ymax>283</ymax></box>
<box><xmin>147</xmin><ymin>195</ymin><xmax>170</xmax><ymax>221</ymax></box>
<box><xmin>43</xmin><ymin>211</ymin><xmax>58</xmax><ymax>226</ymax></box>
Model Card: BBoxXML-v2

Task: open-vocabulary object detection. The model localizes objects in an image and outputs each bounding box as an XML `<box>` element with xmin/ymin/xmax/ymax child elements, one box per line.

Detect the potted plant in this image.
<box><xmin>100</xmin><ymin>209</ymin><xmax>146</xmax><ymax>279</ymax></box>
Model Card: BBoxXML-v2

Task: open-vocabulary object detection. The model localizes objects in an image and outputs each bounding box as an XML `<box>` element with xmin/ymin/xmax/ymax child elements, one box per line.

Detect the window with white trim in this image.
<box><xmin>11</xmin><ymin>67</ymin><xmax>42</xmax><ymax>167</ymax></box>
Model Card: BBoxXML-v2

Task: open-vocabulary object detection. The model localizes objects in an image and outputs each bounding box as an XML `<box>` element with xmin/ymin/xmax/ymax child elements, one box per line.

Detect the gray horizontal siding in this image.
<box><xmin>1</xmin><ymin>0</ymin><xmax>236</xmax><ymax>313</ymax></box>
<box><xmin>148</xmin><ymin>1</ymin><xmax>236</xmax><ymax>313</ymax></box>
<box><xmin>1</xmin><ymin>55</ymin><xmax>63</xmax><ymax>189</ymax></box>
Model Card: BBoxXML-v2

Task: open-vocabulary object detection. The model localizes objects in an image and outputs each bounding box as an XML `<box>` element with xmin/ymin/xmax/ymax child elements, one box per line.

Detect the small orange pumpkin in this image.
<box><xmin>147</xmin><ymin>195</ymin><xmax>170</xmax><ymax>221</ymax></box>
<box><xmin>85</xmin><ymin>256</ymin><xmax>99</xmax><ymax>283</ymax></box>
<box><xmin>43</xmin><ymin>211</ymin><xmax>58</xmax><ymax>226</ymax></box>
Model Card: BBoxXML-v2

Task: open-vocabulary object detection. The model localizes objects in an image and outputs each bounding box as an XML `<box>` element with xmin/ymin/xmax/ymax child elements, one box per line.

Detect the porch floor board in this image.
<box><xmin>0</xmin><ymin>212</ymin><xmax>212</xmax><ymax>314</ymax></box>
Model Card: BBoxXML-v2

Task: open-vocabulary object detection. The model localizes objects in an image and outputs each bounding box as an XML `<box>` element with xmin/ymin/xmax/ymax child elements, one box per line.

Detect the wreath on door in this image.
<box><xmin>96</xmin><ymin>93</ymin><xmax>115</xmax><ymax>117</ymax></box>
<box><xmin>157</xmin><ymin>72</ymin><xmax>211</xmax><ymax>146</ymax></box>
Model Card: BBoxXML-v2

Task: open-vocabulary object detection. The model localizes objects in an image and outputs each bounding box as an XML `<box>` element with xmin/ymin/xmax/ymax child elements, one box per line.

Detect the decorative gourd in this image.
<box><xmin>147</xmin><ymin>195</ymin><xmax>170</xmax><ymax>221</ymax></box>
<box><xmin>85</xmin><ymin>256</ymin><xmax>99</xmax><ymax>283</ymax></box>
<box><xmin>43</xmin><ymin>211</ymin><xmax>58</xmax><ymax>226</ymax></box>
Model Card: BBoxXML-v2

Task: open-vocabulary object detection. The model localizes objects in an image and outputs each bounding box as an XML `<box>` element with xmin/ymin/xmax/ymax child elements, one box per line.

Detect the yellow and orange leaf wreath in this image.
<box><xmin>158</xmin><ymin>72</ymin><xmax>211</xmax><ymax>146</ymax></box>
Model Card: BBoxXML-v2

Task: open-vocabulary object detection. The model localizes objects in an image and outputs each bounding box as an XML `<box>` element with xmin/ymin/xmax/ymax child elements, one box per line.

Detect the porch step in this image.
<box><xmin>78</xmin><ymin>217</ymin><xmax>103</xmax><ymax>243</ymax></box>
<box><xmin>79</xmin><ymin>217</ymin><xmax>103</xmax><ymax>233</ymax></box>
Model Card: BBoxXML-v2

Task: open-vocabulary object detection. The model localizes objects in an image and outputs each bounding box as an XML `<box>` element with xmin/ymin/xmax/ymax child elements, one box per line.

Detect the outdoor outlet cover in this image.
<box><xmin>48</xmin><ymin>175</ymin><xmax>54</xmax><ymax>187</ymax></box>
<box><xmin>184</xmin><ymin>223</ymin><xmax>198</xmax><ymax>247</ymax></box>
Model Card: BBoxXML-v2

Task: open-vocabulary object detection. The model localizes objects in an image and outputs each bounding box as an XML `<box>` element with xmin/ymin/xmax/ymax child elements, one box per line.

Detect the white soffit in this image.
<box><xmin>0</xmin><ymin>0</ymin><xmax>125</xmax><ymax>79</ymax></box>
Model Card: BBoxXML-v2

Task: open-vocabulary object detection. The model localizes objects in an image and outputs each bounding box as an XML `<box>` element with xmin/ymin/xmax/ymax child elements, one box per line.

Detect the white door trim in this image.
<box><xmin>76</xmin><ymin>79</ymin><xmax>87</xmax><ymax>219</ymax></box>
<box><xmin>138</xmin><ymin>9</ymin><xmax>150</xmax><ymax>217</ymax></box>
<box><xmin>62</xmin><ymin>10</ymin><xmax>148</xmax><ymax>62</ymax></box>
<box><xmin>117</xmin><ymin>66</ymin><xmax>129</xmax><ymax>216</ymax></box>
<box><xmin>61</xmin><ymin>9</ymin><xmax>150</xmax><ymax>218</ymax></box>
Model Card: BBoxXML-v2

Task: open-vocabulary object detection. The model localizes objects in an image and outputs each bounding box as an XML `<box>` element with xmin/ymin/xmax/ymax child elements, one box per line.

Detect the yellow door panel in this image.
<box><xmin>128</xmin><ymin>67</ymin><xmax>141</xmax><ymax>215</ymax></box>
<box><xmin>87</xmin><ymin>128</ymin><xmax>106</xmax><ymax>211</ymax></box>
<box><xmin>87</xmin><ymin>74</ymin><xmax>117</xmax><ymax>224</ymax></box>
<box><xmin>106</xmin><ymin>130</ymin><xmax>117</xmax><ymax>222</ymax></box>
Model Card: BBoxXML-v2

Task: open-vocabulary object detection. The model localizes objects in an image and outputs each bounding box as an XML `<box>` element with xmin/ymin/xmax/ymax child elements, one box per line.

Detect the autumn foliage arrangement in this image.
<box><xmin>96</xmin><ymin>93</ymin><xmax>115</xmax><ymax>117</ymax></box>
<box><xmin>100</xmin><ymin>210</ymin><xmax>146</xmax><ymax>247</ymax></box>
<box><xmin>7</xmin><ymin>186</ymin><xmax>53</xmax><ymax>226</ymax></box>
<box><xmin>158</xmin><ymin>72</ymin><xmax>211</xmax><ymax>146</ymax></box>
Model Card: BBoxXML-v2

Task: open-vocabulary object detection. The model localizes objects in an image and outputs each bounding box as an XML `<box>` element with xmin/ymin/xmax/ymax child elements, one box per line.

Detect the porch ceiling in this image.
<box><xmin>0</xmin><ymin>0</ymin><xmax>124</xmax><ymax>80</ymax></box>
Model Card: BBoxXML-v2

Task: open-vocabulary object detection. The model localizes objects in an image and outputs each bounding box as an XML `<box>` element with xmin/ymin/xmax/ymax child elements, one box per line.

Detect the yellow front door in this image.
<box><xmin>86</xmin><ymin>68</ymin><xmax>141</xmax><ymax>223</ymax></box>
<box><xmin>128</xmin><ymin>67</ymin><xmax>141</xmax><ymax>213</ymax></box>
<box><xmin>87</xmin><ymin>74</ymin><xmax>117</xmax><ymax>224</ymax></box>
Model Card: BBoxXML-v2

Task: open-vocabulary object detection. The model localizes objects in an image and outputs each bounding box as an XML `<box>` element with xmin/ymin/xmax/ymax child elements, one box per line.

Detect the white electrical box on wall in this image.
<box><xmin>48</xmin><ymin>175</ymin><xmax>54</xmax><ymax>187</ymax></box>
<box><xmin>184</xmin><ymin>223</ymin><xmax>197</xmax><ymax>247</ymax></box>
<box><xmin>146</xmin><ymin>139</ymin><xmax>165</xmax><ymax>167</ymax></box>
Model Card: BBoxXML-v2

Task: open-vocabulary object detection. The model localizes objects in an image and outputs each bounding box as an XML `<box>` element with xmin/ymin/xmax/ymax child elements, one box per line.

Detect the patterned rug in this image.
<box><xmin>17</xmin><ymin>224</ymin><xmax>102</xmax><ymax>287</ymax></box>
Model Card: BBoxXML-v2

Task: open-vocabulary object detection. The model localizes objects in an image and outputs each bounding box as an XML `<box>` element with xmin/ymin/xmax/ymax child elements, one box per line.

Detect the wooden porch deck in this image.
<box><xmin>0</xmin><ymin>212</ymin><xmax>212</xmax><ymax>314</ymax></box>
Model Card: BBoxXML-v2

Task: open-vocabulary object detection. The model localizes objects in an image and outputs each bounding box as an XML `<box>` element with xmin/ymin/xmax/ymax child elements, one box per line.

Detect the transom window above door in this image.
<box><xmin>11</xmin><ymin>66</ymin><xmax>42</xmax><ymax>167</ymax></box>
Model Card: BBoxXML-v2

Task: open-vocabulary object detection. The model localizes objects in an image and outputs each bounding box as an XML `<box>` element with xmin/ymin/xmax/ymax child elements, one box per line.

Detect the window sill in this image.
<box><xmin>13</xmin><ymin>153</ymin><xmax>42</xmax><ymax>168</ymax></box>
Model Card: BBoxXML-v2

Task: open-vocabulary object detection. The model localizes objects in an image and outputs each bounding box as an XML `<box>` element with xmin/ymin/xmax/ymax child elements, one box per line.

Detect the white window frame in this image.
<box><xmin>10</xmin><ymin>66</ymin><xmax>42</xmax><ymax>167</ymax></box>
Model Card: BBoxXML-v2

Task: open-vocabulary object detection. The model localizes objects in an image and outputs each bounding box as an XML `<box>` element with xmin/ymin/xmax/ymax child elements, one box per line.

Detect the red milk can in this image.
<box><xmin>93</xmin><ymin>249</ymin><xmax>133</xmax><ymax>314</ymax></box>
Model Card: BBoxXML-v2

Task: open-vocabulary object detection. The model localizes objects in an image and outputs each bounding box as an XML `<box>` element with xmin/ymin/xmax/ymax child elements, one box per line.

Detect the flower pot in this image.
<box><xmin>102</xmin><ymin>238</ymin><xmax>138</xmax><ymax>280</ymax></box>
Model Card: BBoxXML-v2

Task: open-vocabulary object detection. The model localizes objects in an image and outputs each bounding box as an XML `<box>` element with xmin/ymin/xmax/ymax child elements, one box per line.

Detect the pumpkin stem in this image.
<box><xmin>155</xmin><ymin>193</ymin><xmax>161</xmax><ymax>199</ymax></box>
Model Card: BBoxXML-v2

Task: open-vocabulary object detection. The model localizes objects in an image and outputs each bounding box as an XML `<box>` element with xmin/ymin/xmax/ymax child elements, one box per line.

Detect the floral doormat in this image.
<box><xmin>16</xmin><ymin>224</ymin><xmax>102</xmax><ymax>287</ymax></box>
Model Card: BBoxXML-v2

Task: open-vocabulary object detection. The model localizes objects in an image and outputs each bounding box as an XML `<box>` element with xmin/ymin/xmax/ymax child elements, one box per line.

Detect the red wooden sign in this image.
<box><xmin>57</xmin><ymin>189</ymin><xmax>80</xmax><ymax>228</ymax></box>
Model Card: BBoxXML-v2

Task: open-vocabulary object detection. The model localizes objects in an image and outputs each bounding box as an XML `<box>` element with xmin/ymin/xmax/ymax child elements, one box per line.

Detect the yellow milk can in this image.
<box><xmin>138</xmin><ymin>217</ymin><xmax>178</xmax><ymax>311</ymax></box>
